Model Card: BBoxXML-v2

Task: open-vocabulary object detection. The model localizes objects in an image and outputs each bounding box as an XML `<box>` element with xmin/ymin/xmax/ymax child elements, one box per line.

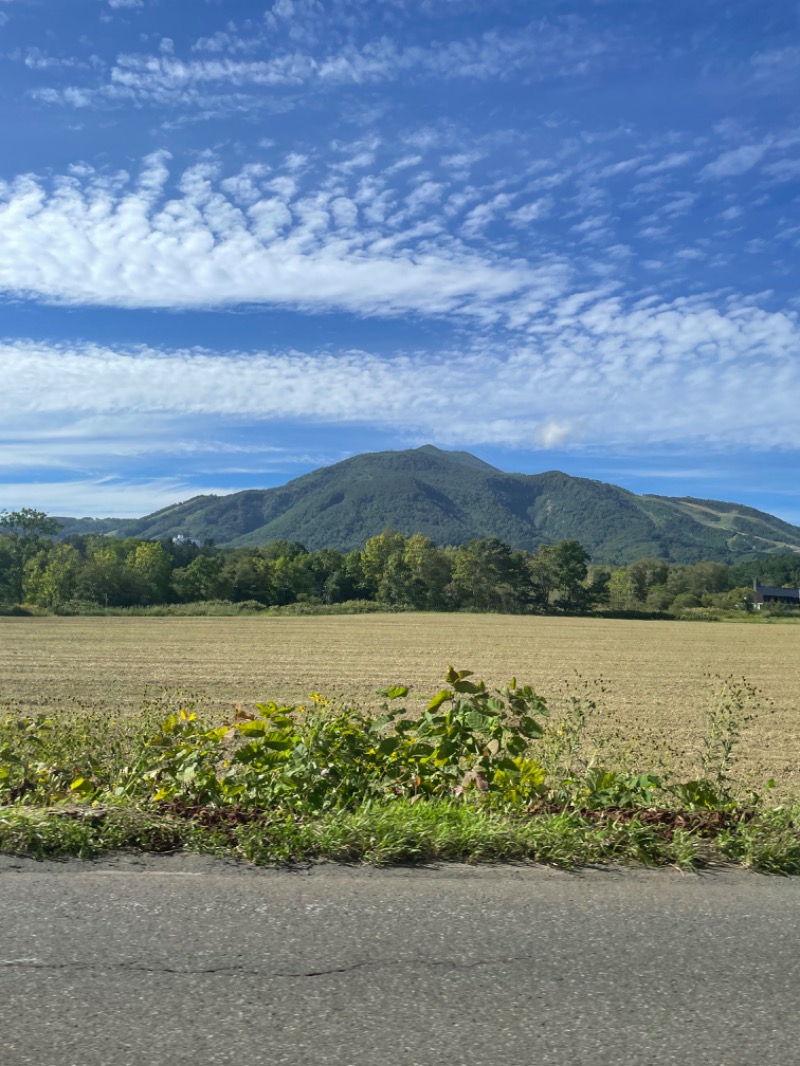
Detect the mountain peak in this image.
<box><xmin>414</xmin><ymin>444</ymin><xmax>500</xmax><ymax>473</ymax></box>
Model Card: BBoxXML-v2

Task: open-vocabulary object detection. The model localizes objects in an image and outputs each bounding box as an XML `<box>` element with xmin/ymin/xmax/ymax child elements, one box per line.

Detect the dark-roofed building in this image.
<box><xmin>752</xmin><ymin>579</ymin><xmax>800</xmax><ymax>609</ymax></box>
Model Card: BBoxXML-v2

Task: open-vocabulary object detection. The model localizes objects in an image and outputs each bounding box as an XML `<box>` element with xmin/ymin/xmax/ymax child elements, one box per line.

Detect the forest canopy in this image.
<box><xmin>2</xmin><ymin>510</ymin><xmax>798</xmax><ymax>616</ymax></box>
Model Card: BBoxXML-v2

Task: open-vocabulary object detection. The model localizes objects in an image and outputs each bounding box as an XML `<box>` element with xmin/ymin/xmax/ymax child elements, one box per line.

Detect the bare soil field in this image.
<box><xmin>1</xmin><ymin>613</ymin><xmax>799</xmax><ymax>791</ymax></box>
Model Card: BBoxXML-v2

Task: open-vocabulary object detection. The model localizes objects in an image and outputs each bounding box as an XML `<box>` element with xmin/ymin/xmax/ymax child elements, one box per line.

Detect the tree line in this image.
<box><xmin>1</xmin><ymin>509</ymin><xmax>799</xmax><ymax>615</ymax></box>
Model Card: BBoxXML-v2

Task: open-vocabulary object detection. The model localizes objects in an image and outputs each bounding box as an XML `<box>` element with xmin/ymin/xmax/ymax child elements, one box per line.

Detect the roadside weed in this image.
<box><xmin>1</xmin><ymin>666</ymin><xmax>797</xmax><ymax>872</ymax></box>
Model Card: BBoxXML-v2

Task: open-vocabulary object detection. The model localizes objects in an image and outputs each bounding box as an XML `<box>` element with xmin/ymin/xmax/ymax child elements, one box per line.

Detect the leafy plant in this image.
<box><xmin>571</xmin><ymin>767</ymin><xmax>663</xmax><ymax>809</ymax></box>
<box><xmin>228</xmin><ymin>697</ymin><xmax>379</xmax><ymax>810</ymax></box>
<box><xmin>2</xmin><ymin>662</ymin><xmax>797</xmax><ymax>872</ymax></box>
<box><xmin>700</xmin><ymin>678</ymin><xmax>756</xmax><ymax>793</ymax></box>
<box><xmin>135</xmin><ymin>710</ymin><xmax>230</xmax><ymax>806</ymax></box>
<box><xmin>85</xmin><ymin>667</ymin><xmax>555</xmax><ymax>811</ymax></box>
<box><xmin>370</xmin><ymin>666</ymin><xmax>549</xmax><ymax>801</ymax></box>
<box><xmin>540</xmin><ymin>676</ymin><xmax>603</xmax><ymax>781</ymax></box>
<box><xmin>670</xmin><ymin>778</ymin><xmax>725</xmax><ymax>811</ymax></box>
<box><xmin>662</xmin><ymin>678</ymin><xmax>759</xmax><ymax>810</ymax></box>
<box><xmin>0</xmin><ymin>714</ymin><xmax>94</xmax><ymax>804</ymax></box>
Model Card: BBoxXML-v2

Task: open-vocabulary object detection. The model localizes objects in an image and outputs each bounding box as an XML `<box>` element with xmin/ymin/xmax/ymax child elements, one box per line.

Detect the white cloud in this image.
<box><xmin>661</xmin><ymin>192</ymin><xmax>697</xmax><ymax>217</ymax></box>
<box><xmin>700</xmin><ymin>143</ymin><xmax>769</xmax><ymax>181</ymax></box>
<box><xmin>0</xmin><ymin>477</ymin><xmax>220</xmax><ymax>518</ymax></box>
<box><xmin>598</xmin><ymin>156</ymin><xmax>646</xmax><ymax>178</ymax></box>
<box><xmin>508</xmin><ymin>198</ymin><xmax>552</xmax><ymax>227</ymax></box>
<box><xmin>32</xmin><ymin>19</ymin><xmax>621</xmax><ymax>112</ymax></box>
<box><xmin>460</xmin><ymin>193</ymin><xmax>510</xmax><ymax>237</ymax></box>
<box><xmin>636</xmin><ymin>152</ymin><xmax>693</xmax><ymax>177</ymax></box>
<box><xmin>749</xmin><ymin>46</ymin><xmax>800</xmax><ymax>93</ymax></box>
<box><xmin>764</xmin><ymin>158</ymin><xmax>800</xmax><ymax>183</ymax></box>
<box><xmin>719</xmin><ymin>206</ymin><xmax>742</xmax><ymax>221</ymax></box>
<box><xmin>534</xmin><ymin>418</ymin><xmax>573</xmax><ymax>448</ymax></box>
<box><xmin>2</xmin><ymin>294</ymin><xmax>799</xmax><ymax>469</ymax></box>
<box><xmin>0</xmin><ymin>158</ymin><xmax>559</xmax><ymax>318</ymax></box>
<box><xmin>440</xmin><ymin>151</ymin><xmax>484</xmax><ymax>172</ymax></box>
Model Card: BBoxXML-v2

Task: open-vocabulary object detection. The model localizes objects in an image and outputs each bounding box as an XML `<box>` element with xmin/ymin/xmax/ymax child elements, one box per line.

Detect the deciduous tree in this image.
<box><xmin>0</xmin><ymin>509</ymin><xmax>62</xmax><ymax>603</ymax></box>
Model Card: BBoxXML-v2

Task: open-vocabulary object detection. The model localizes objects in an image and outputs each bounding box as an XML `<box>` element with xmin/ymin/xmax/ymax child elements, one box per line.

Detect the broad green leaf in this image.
<box><xmin>377</xmin><ymin>685</ymin><xmax>409</xmax><ymax>700</ymax></box>
<box><xmin>427</xmin><ymin>689</ymin><xmax>452</xmax><ymax>712</ymax></box>
<box><xmin>465</xmin><ymin>711</ymin><xmax>488</xmax><ymax>732</ymax></box>
<box><xmin>261</xmin><ymin>734</ymin><xmax>294</xmax><ymax>751</ymax></box>
<box><xmin>234</xmin><ymin>741</ymin><xmax>266</xmax><ymax>764</ymax></box>
<box><xmin>236</xmin><ymin>720</ymin><xmax>268</xmax><ymax>736</ymax></box>
<box><xmin>435</xmin><ymin>737</ymin><xmax>458</xmax><ymax>760</ymax></box>
<box><xmin>452</xmin><ymin>680</ymin><xmax>481</xmax><ymax>694</ymax></box>
<box><xmin>254</xmin><ymin>701</ymin><xmax>284</xmax><ymax>717</ymax></box>
<box><xmin>408</xmin><ymin>742</ymin><xmax>435</xmax><ymax>759</ymax></box>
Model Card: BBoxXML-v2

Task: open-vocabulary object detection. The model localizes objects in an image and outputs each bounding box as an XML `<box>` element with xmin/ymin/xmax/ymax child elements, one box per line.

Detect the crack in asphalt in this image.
<box><xmin>0</xmin><ymin>955</ymin><xmax>533</xmax><ymax>978</ymax></box>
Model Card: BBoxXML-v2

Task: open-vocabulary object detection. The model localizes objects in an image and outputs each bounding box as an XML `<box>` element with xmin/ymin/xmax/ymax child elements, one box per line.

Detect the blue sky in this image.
<box><xmin>2</xmin><ymin>0</ymin><xmax>800</xmax><ymax>524</ymax></box>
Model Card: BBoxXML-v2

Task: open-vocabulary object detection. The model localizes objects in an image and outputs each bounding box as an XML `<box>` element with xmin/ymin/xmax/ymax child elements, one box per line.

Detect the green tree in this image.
<box><xmin>665</xmin><ymin>566</ymin><xmax>690</xmax><ymax>600</ymax></box>
<box><xmin>626</xmin><ymin>559</ymin><xmax>670</xmax><ymax>603</ymax></box>
<box><xmin>724</xmin><ymin>586</ymin><xmax>755</xmax><ymax>613</ymax></box>
<box><xmin>306</xmin><ymin>549</ymin><xmax>354</xmax><ymax>605</ymax></box>
<box><xmin>343</xmin><ymin>550</ymin><xmax>372</xmax><ymax>599</ymax></box>
<box><xmin>532</xmin><ymin>540</ymin><xmax>590</xmax><ymax>611</ymax></box>
<box><xmin>685</xmin><ymin>561</ymin><xmax>730</xmax><ymax>601</ymax></box>
<box><xmin>671</xmin><ymin>591</ymin><xmax>702</xmax><ymax>611</ymax></box>
<box><xmin>125</xmin><ymin>541</ymin><xmax>173</xmax><ymax>605</ymax></box>
<box><xmin>271</xmin><ymin>551</ymin><xmax>313</xmax><ymax>605</ymax></box>
<box><xmin>403</xmin><ymin>533</ymin><xmax>453</xmax><ymax>610</ymax></box>
<box><xmin>607</xmin><ymin>567</ymin><xmax>636</xmax><ymax>611</ymax></box>
<box><xmin>217</xmin><ymin>551</ymin><xmax>275</xmax><ymax>604</ymax></box>
<box><xmin>0</xmin><ymin>536</ymin><xmax>14</xmax><ymax>603</ymax></box>
<box><xmin>358</xmin><ymin>530</ymin><xmax>421</xmax><ymax>606</ymax></box>
<box><xmin>77</xmin><ymin>540</ymin><xmax>132</xmax><ymax>606</ymax></box>
<box><xmin>361</xmin><ymin>531</ymin><xmax>409</xmax><ymax>592</ymax></box>
<box><xmin>645</xmin><ymin>584</ymin><xmax>673</xmax><ymax>612</ymax></box>
<box><xmin>452</xmin><ymin>538</ymin><xmax>531</xmax><ymax>613</ymax></box>
<box><xmin>584</xmin><ymin>565</ymin><xmax>611</xmax><ymax>609</ymax></box>
<box><xmin>23</xmin><ymin>544</ymin><xmax>80</xmax><ymax>609</ymax></box>
<box><xmin>171</xmin><ymin>555</ymin><xmax>225</xmax><ymax>602</ymax></box>
<box><xmin>0</xmin><ymin>509</ymin><xmax>62</xmax><ymax>603</ymax></box>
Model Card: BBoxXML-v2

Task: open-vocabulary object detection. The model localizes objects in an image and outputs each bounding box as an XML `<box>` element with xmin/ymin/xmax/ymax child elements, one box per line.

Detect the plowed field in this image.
<box><xmin>2</xmin><ymin>614</ymin><xmax>798</xmax><ymax>792</ymax></box>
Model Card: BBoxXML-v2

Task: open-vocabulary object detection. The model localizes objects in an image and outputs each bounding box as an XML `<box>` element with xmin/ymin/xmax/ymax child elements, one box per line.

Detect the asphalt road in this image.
<box><xmin>1</xmin><ymin>854</ymin><xmax>799</xmax><ymax>1066</ymax></box>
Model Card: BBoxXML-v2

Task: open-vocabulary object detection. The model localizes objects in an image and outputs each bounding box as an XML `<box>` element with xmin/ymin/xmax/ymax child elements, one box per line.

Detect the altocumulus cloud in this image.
<box><xmin>0</xmin><ymin>156</ymin><xmax>555</xmax><ymax>319</ymax></box>
<box><xmin>33</xmin><ymin>18</ymin><xmax>620</xmax><ymax>111</ymax></box>
<box><xmin>3</xmin><ymin>294</ymin><xmax>800</xmax><ymax>454</ymax></box>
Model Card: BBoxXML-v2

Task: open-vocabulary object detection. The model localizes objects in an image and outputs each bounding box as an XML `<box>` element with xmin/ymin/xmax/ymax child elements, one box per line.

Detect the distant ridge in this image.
<box><xmin>53</xmin><ymin>445</ymin><xmax>800</xmax><ymax>564</ymax></box>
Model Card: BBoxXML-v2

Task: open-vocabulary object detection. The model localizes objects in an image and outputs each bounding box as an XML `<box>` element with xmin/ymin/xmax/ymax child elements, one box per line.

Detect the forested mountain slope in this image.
<box><xmin>55</xmin><ymin>445</ymin><xmax>800</xmax><ymax>564</ymax></box>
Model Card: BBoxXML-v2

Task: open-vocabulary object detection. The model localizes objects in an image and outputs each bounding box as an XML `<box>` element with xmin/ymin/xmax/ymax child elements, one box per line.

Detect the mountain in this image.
<box><xmin>54</xmin><ymin>445</ymin><xmax>800</xmax><ymax>564</ymax></box>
